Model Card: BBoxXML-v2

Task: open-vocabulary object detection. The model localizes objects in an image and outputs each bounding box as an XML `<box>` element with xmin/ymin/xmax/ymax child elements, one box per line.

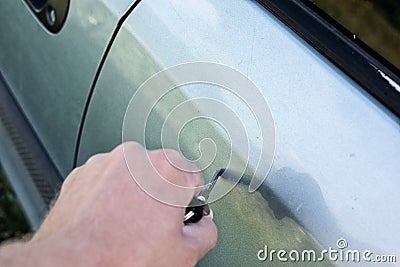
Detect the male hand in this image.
<box><xmin>0</xmin><ymin>142</ymin><xmax>217</xmax><ymax>267</ymax></box>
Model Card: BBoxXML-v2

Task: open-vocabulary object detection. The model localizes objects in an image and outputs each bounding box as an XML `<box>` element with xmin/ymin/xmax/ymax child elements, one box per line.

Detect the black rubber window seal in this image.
<box><xmin>256</xmin><ymin>0</ymin><xmax>400</xmax><ymax>118</ymax></box>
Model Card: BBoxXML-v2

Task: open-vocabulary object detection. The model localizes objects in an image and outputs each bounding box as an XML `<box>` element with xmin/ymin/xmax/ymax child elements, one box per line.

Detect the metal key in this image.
<box><xmin>184</xmin><ymin>168</ymin><xmax>225</xmax><ymax>224</ymax></box>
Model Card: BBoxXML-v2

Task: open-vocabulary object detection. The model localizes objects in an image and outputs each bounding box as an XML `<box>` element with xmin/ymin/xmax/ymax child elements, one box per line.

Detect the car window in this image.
<box><xmin>310</xmin><ymin>0</ymin><xmax>400</xmax><ymax>70</ymax></box>
<box><xmin>27</xmin><ymin>0</ymin><xmax>47</xmax><ymax>10</ymax></box>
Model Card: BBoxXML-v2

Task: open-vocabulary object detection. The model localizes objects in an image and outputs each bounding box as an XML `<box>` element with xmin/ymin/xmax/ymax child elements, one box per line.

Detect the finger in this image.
<box><xmin>86</xmin><ymin>152</ymin><xmax>108</xmax><ymax>166</ymax></box>
<box><xmin>146</xmin><ymin>149</ymin><xmax>199</xmax><ymax>206</ymax></box>
<box><xmin>149</xmin><ymin>149</ymin><xmax>201</xmax><ymax>188</ymax></box>
<box><xmin>182</xmin><ymin>216</ymin><xmax>218</xmax><ymax>260</ymax></box>
<box><xmin>120</xmin><ymin>143</ymin><xmax>193</xmax><ymax>219</ymax></box>
<box><xmin>63</xmin><ymin>152</ymin><xmax>109</xmax><ymax>189</ymax></box>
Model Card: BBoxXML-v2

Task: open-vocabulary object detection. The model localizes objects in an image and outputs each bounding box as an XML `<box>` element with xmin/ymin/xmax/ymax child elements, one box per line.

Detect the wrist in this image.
<box><xmin>0</xmin><ymin>240</ymin><xmax>35</xmax><ymax>267</ymax></box>
<box><xmin>0</xmin><ymin>236</ymin><xmax>80</xmax><ymax>267</ymax></box>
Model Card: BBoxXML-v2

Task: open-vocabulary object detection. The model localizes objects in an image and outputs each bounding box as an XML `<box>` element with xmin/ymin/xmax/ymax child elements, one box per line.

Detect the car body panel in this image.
<box><xmin>0</xmin><ymin>0</ymin><xmax>137</xmax><ymax>177</ymax></box>
<box><xmin>0</xmin><ymin>0</ymin><xmax>398</xmax><ymax>265</ymax></box>
<box><xmin>77</xmin><ymin>0</ymin><xmax>400</xmax><ymax>265</ymax></box>
<box><xmin>102</xmin><ymin>0</ymin><xmax>138</xmax><ymax>17</ymax></box>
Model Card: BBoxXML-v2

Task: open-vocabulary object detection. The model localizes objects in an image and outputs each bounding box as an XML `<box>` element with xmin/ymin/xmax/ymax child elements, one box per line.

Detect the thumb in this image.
<box><xmin>182</xmin><ymin>215</ymin><xmax>218</xmax><ymax>260</ymax></box>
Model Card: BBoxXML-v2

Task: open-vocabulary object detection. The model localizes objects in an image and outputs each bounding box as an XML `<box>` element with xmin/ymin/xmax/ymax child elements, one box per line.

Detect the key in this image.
<box><xmin>184</xmin><ymin>168</ymin><xmax>225</xmax><ymax>224</ymax></box>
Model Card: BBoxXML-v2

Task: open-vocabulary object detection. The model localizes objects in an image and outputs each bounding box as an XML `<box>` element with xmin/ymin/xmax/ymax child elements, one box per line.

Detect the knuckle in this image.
<box><xmin>150</xmin><ymin>152</ymin><xmax>185</xmax><ymax>186</ymax></box>
<box><xmin>121</xmin><ymin>141</ymin><xmax>144</xmax><ymax>151</ymax></box>
<box><xmin>86</xmin><ymin>152</ymin><xmax>107</xmax><ymax>165</ymax></box>
<box><xmin>163</xmin><ymin>149</ymin><xmax>182</xmax><ymax>160</ymax></box>
<box><xmin>113</xmin><ymin>142</ymin><xmax>144</xmax><ymax>158</ymax></box>
<box><xmin>62</xmin><ymin>169</ymin><xmax>78</xmax><ymax>188</ymax></box>
<box><xmin>110</xmin><ymin>142</ymin><xmax>142</xmax><ymax>162</ymax></box>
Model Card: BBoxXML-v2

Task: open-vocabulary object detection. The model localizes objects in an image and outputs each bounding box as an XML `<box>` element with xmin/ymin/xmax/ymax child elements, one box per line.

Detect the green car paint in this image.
<box><xmin>201</xmin><ymin>180</ymin><xmax>336</xmax><ymax>266</ymax></box>
<box><xmin>0</xmin><ymin>0</ymin><xmax>129</xmax><ymax>177</ymax></box>
<box><xmin>76</xmin><ymin>12</ymin><xmax>334</xmax><ymax>267</ymax></box>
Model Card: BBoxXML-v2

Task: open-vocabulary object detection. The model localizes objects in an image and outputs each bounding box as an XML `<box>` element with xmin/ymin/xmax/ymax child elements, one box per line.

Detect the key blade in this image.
<box><xmin>199</xmin><ymin>168</ymin><xmax>225</xmax><ymax>201</ymax></box>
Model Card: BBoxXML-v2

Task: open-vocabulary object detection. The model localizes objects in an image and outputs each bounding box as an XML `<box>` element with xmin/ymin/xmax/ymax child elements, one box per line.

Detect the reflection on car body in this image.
<box><xmin>0</xmin><ymin>0</ymin><xmax>399</xmax><ymax>266</ymax></box>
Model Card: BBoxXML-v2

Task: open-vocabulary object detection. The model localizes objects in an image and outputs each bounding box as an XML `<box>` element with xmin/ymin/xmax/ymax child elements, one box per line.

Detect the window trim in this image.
<box><xmin>256</xmin><ymin>0</ymin><xmax>400</xmax><ymax>118</ymax></box>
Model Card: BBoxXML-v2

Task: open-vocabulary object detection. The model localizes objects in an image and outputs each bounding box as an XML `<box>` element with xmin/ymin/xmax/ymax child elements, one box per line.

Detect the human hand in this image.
<box><xmin>0</xmin><ymin>142</ymin><xmax>217</xmax><ymax>267</ymax></box>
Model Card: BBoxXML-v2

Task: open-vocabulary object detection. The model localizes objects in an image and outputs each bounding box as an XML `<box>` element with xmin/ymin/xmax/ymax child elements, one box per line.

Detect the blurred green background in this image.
<box><xmin>312</xmin><ymin>0</ymin><xmax>400</xmax><ymax>69</ymax></box>
<box><xmin>0</xmin><ymin>0</ymin><xmax>399</xmax><ymax>243</ymax></box>
<box><xmin>0</xmin><ymin>166</ymin><xmax>30</xmax><ymax>242</ymax></box>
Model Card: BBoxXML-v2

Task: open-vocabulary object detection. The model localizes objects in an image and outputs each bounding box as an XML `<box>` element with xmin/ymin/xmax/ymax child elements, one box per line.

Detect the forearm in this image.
<box><xmin>0</xmin><ymin>241</ymin><xmax>33</xmax><ymax>267</ymax></box>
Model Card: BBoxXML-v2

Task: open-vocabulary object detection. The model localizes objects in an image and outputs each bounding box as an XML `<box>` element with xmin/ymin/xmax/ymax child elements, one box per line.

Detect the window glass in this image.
<box><xmin>310</xmin><ymin>0</ymin><xmax>400</xmax><ymax>70</ymax></box>
<box><xmin>26</xmin><ymin>0</ymin><xmax>47</xmax><ymax>10</ymax></box>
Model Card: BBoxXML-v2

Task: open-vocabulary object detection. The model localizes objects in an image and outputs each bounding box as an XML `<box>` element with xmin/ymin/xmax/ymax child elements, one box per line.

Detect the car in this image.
<box><xmin>0</xmin><ymin>0</ymin><xmax>399</xmax><ymax>265</ymax></box>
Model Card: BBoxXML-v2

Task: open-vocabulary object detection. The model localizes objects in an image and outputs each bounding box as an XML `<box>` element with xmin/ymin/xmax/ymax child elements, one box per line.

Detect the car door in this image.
<box><xmin>77</xmin><ymin>0</ymin><xmax>400</xmax><ymax>266</ymax></box>
<box><xmin>0</xmin><ymin>0</ymin><xmax>138</xmax><ymax>228</ymax></box>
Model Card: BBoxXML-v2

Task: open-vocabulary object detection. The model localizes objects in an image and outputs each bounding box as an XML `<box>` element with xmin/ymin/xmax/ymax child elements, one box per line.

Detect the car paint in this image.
<box><xmin>76</xmin><ymin>0</ymin><xmax>400</xmax><ymax>265</ymax></box>
<box><xmin>0</xmin><ymin>0</ymin><xmax>136</xmax><ymax>177</ymax></box>
<box><xmin>0</xmin><ymin>0</ymin><xmax>399</xmax><ymax>265</ymax></box>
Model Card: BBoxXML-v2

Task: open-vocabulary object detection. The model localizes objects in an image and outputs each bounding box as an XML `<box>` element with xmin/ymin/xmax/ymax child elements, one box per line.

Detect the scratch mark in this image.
<box><xmin>247</xmin><ymin>26</ymin><xmax>256</xmax><ymax>78</ymax></box>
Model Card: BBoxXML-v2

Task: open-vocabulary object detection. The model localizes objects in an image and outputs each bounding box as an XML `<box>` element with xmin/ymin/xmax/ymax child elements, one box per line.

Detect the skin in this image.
<box><xmin>0</xmin><ymin>142</ymin><xmax>217</xmax><ymax>267</ymax></box>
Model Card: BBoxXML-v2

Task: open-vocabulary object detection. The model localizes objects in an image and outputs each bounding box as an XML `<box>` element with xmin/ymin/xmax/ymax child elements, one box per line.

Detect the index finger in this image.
<box><xmin>122</xmin><ymin>142</ymin><xmax>204</xmax><ymax>208</ymax></box>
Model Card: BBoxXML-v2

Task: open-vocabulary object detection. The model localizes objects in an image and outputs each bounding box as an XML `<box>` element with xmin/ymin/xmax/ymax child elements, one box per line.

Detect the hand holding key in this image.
<box><xmin>0</xmin><ymin>142</ymin><xmax>217</xmax><ymax>267</ymax></box>
<box><xmin>184</xmin><ymin>168</ymin><xmax>225</xmax><ymax>224</ymax></box>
